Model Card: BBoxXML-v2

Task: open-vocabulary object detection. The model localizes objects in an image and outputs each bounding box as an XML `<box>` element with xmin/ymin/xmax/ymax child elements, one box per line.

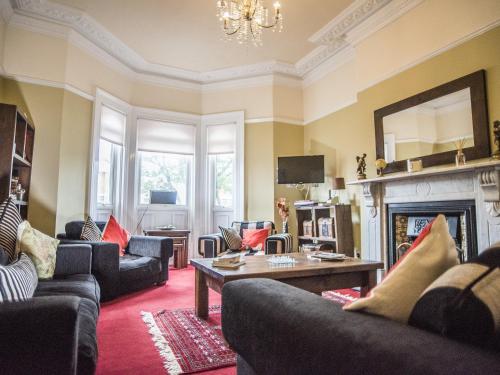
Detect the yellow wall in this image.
<box><xmin>245</xmin><ymin>123</ymin><xmax>274</xmax><ymax>222</ymax></box>
<box><xmin>305</xmin><ymin>25</ymin><xmax>500</xmax><ymax>254</ymax></box>
<box><xmin>273</xmin><ymin>122</ymin><xmax>304</xmax><ymax>247</ymax></box>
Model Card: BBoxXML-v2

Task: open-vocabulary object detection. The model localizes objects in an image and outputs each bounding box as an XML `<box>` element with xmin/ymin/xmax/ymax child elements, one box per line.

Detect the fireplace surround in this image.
<box><xmin>348</xmin><ymin>159</ymin><xmax>500</xmax><ymax>276</ymax></box>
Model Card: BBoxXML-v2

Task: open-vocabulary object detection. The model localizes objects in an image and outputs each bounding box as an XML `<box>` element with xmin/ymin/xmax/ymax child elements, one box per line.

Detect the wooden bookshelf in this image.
<box><xmin>296</xmin><ymin>205</ymin><xmax>354</xmax><ymax>256</ymax></box>
<box><xmin>0</xmin><ymin>104</ymin><xmax>35</xmax><ymax>219</ymax></box>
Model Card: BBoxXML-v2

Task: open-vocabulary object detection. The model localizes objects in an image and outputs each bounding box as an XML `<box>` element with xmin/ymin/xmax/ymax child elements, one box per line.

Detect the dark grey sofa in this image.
<box><xmin>222</xmin><ymin>279</ymin><xmax>500</xmax><ymax>375</ymax></box>
<box><xmin>0</xmin><ymin>244</ymin><xmax>100</xmax><ymax>375</ymax></box>
<box><xmin>57</xmin><ymin>221</ymin><xmax>173</xmax><ymax>301</ymax></box>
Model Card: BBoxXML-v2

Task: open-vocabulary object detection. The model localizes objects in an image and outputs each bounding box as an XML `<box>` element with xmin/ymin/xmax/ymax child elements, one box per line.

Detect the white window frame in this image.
<box><xmin>200</xmin><ymin>111</ymin><xmax>244</xmax><ymax>235</ymax></box>
<box><xmin>89</xmin><ymin>89</ymin><xmax>131</xmax><ymax>222</ymax></box>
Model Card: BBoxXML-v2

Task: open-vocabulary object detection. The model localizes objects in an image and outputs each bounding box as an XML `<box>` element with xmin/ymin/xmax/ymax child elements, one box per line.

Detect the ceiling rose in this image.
<box><xmin>216</xmin><ymin>0</ymin><xmax>283</xmax><ymax>46</ymax></box>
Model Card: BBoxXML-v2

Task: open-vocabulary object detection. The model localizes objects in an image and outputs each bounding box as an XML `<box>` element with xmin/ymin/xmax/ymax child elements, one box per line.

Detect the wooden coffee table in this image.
<box><xmin>190</xmin><ymin>253</ymin><xmax>384</xmax><ymax>318</ymax></box>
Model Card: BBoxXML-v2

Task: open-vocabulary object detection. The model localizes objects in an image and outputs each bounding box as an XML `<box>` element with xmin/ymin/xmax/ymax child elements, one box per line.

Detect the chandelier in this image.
<box><xmin>216</xmin><ymin>0</ymin><xmax>283</xmax><ymax>46</ymax></box>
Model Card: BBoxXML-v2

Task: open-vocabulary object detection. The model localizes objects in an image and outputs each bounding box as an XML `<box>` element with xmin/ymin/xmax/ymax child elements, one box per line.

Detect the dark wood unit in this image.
<box><xmin>296</xmin><ymin>205</ymin><xmax>354</xmax><ymax>256</ymax></box>
<box><xmin>191</xmin><ymin>254</ymin><xmax>383</xmax><ymax>318</ymax></box>
<box><xmin>143</xmin><ymin>229</ymin><xmax>191</xmax><ymax>269</ymax></box>
<box><xmin>0</xmin><ymin>104</ymin><xmax>35</xmax><ymax>219</ymax></box>
<box><xmin>374</xmin><ymin>70</ymin><xmax>490</xmax><ymax>173</ymax></box>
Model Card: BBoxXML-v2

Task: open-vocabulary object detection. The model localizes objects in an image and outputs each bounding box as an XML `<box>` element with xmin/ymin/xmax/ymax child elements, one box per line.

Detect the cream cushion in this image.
<box><xmin>16</xmin><ymin>221</ymin><xmax>59</xmax><ymax>279</ymax></box>
<box><xmin>344</xmin><ymin>214</ymin><xmax>459</xmax><ymax>323</ymax></box>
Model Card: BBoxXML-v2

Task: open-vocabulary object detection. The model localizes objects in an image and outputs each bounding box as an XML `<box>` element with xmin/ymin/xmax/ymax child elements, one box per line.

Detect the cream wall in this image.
<box><xmin>305</xmin><ymin>25</ymin><xmax>500</xmax><ymax>255</ymax></box>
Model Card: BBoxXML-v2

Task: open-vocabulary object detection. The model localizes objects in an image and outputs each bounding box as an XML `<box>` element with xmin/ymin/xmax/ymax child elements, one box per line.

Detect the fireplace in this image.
<box><xmin>347</xmin><ymin>159</ymin><xmax>500</xmax><ymax>277</ymax></box>
<box><xmin>387</xmin><ymin>200</ymin><xmax>477</xmax><ymax>268</ymax></box>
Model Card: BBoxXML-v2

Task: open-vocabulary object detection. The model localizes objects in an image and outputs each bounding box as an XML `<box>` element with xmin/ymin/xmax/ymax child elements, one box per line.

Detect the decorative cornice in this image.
<box><xmin>6</xmin><ymin>0</ymin><xmax>421</xmax><ymax>88</ymax></box>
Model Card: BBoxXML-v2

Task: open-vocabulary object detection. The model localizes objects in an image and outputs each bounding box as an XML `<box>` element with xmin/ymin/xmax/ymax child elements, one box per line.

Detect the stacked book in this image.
<box><xmin>212</xmin><ymin>253</ymin><xmax>246</xmax><ymax>269</ymax></box>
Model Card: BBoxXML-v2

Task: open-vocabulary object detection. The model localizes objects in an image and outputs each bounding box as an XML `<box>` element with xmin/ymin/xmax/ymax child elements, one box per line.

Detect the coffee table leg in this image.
<box><xmin>195</xmin><ymin>269</ymin><xmax>209</xmax><ymax>319</ymax></box>
<box><xmin>360</xmin><ymin>270</ymin><xmax>377</xmax><ymax>297</ymax></box>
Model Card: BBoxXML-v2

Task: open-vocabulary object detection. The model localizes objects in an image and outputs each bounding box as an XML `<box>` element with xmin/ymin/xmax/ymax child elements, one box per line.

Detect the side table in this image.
<box><xmin>143</xmin><ymin>229</ymin><xmax>191</xmax><ymax>269</ymax></box>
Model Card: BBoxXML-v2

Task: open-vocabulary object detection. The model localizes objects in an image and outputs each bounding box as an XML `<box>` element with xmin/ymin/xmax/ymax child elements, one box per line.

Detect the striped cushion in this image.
<box><xmin>232</xmin><ymin>221</ymin><xmax>274</xmax><ymax>237</ymax></box>
<box><xmin>80</xmin><ymin>216</ymin><xmax>102</xmax><ymax>241</ymax></box>
<box><xmin>219</xmin><ymin>226</ymin><xmax>242</xmax><ymax>250</ymax></box>
<box><xmin>0</xmin><ymin>253</ymin><xmax>38</xmax><ymax>302</ymax></box>
<box><xmin>266</xmin><ymin>233</ymin><xmax>293</xmax><ymax>254</ymax></box>
<box><xmin>0</xmin><ymin>198</ymin><xmax>22</xmax><ymax>262</ymax></box>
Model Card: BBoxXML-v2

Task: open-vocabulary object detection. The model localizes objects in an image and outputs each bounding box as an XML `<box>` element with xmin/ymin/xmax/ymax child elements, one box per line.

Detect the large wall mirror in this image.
<box><xmin>374</xmin><ymin>70</ymin><xmax>490</xmax><ymax>173</ymax></box>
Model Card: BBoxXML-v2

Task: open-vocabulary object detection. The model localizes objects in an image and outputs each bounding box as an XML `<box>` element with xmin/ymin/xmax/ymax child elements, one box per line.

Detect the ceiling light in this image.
<box><xmin>216</xmin><ymin>0</ymin><xmax>283</xmax><ymax>46</ymax></box>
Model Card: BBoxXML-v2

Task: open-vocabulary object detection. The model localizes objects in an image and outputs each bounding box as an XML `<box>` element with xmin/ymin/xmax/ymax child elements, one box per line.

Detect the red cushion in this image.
<box><xmin>102</xmin><ymin>215</ymin><xmax>130</xmax><ymax>256</ymax></box>
<box><xmin>241</xmin><ymin>228</ymin><xmax>269</xmax><ymax>250</ymax></box>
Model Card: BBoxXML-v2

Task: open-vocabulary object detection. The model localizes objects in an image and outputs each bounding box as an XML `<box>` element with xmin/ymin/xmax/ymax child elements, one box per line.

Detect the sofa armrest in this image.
<box><xmin>128</xmin><ymin>236</ymin><xmax>173</xmax><ymax>283</ymax></box>
<box><xmin>54</xmin><ymin>244</ymin><xmax>92</xmax><ymax>276</ymax></box>
<box><xmin>198</xmin><ymin>233</ymin><xmax>225</xmax><ymax>257</ymax></box>
<box><xmin>265</xmin><ymin>233</ymin><xmax>293</xmax><ymax>254</ymax></box>
<box><xmin>0</xmin><ymin>296</ymin><xmax>81</xmax><ymax>374</ymax></box>
<box><xmin>128</xmin><ymin>235</ymin><xmax>173</xmax><ymax>258</ymax></box>
<box><xmin>58</xmin><ymin>239</ymin><xmax>119</xmax><ymax>301</ymax></box>
<box><xmin>222</xmin><ymin>279</ymin><xmax>500</xmax><ymax>375</ymax></box>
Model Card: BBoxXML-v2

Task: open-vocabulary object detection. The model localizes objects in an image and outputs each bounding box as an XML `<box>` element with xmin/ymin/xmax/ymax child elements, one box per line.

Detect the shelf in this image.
<box><xmin>13</xmin><ymin>154</ymin><xmax>32</xmax><ymax>168</ymax></box>
<box><xmin>298</xmin><ymin>236</ymin><xmax>336</xmax><ymax>242</ymax></box>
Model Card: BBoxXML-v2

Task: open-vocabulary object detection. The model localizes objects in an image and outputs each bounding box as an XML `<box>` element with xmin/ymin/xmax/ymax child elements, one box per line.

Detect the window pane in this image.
<box><xmin>215</xmin><ymin>153</ymin><xmax>233</xmax><ymax>208</ymax></box>
<box><xmin>139</xmin><ymin>151</ymin><xmax>190</xmax><ymax>205</ymax></box>
<box><xmin>97</xmin><ymin>139</ymin><xmax>113</xmax><ymax>205</ymax></box>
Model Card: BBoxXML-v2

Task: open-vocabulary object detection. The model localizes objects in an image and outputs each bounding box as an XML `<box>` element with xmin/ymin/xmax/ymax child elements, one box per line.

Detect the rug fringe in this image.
<box><xmin>141</xmin><ymin>311</ymin><xmax>183</xmax><ymax>375</ymax></box>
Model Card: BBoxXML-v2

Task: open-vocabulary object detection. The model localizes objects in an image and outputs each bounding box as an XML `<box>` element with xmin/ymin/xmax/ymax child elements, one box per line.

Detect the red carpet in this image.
<box><xmin>96</xmin><ymin>266</ymin><xmax>360</xmax><ymax>374</ymax></box>
<box><xmin>96</xmin><ymin>266</ymin><xmax>235</xmax><ymax>375</ymax></box>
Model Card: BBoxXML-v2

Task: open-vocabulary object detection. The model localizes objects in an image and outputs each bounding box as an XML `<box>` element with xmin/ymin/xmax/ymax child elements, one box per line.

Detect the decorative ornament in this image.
<box><xmin>492</xmin><ymin>120</ymin><xmax>500</xmax><ymax>160</ymax></box>
<box><xmin>454</xmin><ymin>137</ymin><xmax>467</xmax><ymax>166</ymax></box>
<box><xmin>276</xmin><ymin>197</ymin><xmax>289</xmax><ymax>233</ymax></box>
<box><xmin>356</xmin><ymin>153</ymin><xmax>367</xmax><ymax>180</ymax></box>
<box><xmin>375</xmin><ymin>158</ymin><xmax>387</xmax><ymax>177</ymax></box>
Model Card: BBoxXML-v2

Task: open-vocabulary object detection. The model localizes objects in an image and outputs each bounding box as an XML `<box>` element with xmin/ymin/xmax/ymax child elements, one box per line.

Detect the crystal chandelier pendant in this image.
<box><xmin>216</xmin><ymin>0</ymin><xmax>283</xmax><ymax>46</ymax></box>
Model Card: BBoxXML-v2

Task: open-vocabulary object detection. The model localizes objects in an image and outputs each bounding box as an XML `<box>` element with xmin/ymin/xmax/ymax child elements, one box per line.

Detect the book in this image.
<box><xmin>212</xmin><ymin>253</ymin><xmax>242</xmax><ymax>267</ymax></box>
<box><xmin>212</xmin><ymin>261</ymin><xmax>246</xmax><ymax>269</ymax></box>
<box><xmin>311</xmin><ymin>252</ymin><xmax>347</xmax><ymax>261</ymax></box>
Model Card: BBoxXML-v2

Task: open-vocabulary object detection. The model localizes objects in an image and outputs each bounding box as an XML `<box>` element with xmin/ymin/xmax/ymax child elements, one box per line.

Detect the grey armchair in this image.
<box><xmin>57</xmin><ymin>221</ymin><xmax>173</xmax><ymax>301</ymax></box>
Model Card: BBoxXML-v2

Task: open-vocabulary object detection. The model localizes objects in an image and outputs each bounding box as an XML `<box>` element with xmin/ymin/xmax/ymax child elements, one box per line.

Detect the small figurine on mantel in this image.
<box><xmin>492</xmin><ymin>120</ymin><xmax>500</xmax><ymax>160</ymax></box>
<box><xmin>356</xmin><ymin>153</ymin><xmax>367</xmax><ymax>180</ymax></box>
<box><xmin>375</xmin><ymin>158</ymin><xmax>387</xmax><ymax>177</ymax></box>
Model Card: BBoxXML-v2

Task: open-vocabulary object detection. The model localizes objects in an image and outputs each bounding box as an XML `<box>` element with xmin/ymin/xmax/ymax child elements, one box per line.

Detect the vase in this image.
<box><xmin>282</xmin><ymin>220</ymin><xmax>289</xmax><ymax>234</ymax></box>
<box><xmin>455</xmin><ymin>150</ymin><xmax>466</xmax><ymax>166</ymax></box>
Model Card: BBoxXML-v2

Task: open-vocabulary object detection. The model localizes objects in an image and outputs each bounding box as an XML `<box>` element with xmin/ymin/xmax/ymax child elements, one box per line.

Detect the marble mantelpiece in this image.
<box><xmin>348</xmin><ymin>158</ymin><xmax>500</xmax><ymax>272</ymax></box>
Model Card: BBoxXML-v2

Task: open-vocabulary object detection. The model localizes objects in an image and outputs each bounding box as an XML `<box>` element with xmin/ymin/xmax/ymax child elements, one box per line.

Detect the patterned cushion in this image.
<box><xmin>0</xmin><ymin>198</ymin><xmax>22</xmax><ymax>262</ymax></box>
<box><xmin>16</xmin><ymin>221</ymin><xmax>60</xmax><ymax>280</ymax></box>
<box><xmin>0</xmin><ymin>253</ymin><xmax>38</xmax><ymax>302</ymax></box>
<box><xmin>81</xmin><ymin>216</ymin><xmax>102</xmax><ymax>242</ymax></box>
<box><xmin>344</xmin><ymin>215</ymin><xmax>459</xmax><ymax>323</ymax></box>
<box><xmin>409</xmin><ymin>244</ymin><xmax>500</xmax><ymax>350</ymax></box>
<box><xmin>231</xmin><ymin>221</ymin><xmax>274</xmax><ymax>237</ymax></box>
<box><xmin>219</xmin><ymin>226</ymin><xmax>242</xmax><ymax>250</ymax></box>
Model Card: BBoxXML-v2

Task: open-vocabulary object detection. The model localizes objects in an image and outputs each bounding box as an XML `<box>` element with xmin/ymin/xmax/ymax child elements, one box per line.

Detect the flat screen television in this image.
<box><xmin>277</xmin><ymin>155</ymin><xmax>324</xmax><ymax>184</ymax></box>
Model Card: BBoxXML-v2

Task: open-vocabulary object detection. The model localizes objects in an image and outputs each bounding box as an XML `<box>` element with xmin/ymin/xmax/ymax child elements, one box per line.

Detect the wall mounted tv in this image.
<box><xmin>277</xmin><ymin>155</ymin><xmax>325</xmax><ymax>184</ymax></box>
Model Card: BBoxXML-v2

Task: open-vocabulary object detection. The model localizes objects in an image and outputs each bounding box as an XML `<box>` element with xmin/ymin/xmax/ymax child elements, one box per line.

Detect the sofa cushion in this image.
<box><xmin>102</xmin><ymin>215</ymin><xmax>130</xmax><ymax>256</ymax></box>
<box><xmin>219</xmin><ymin>226</ymin><xmax>242</xmax><ymax>250</ymax></box>
<box><xmin>35</xmin><ymin>274</ymin><xmax>101</xmax><ymax>307</ymax></box>
<box><xmin>16</xmin><ymin>221</ymin><xmax>59</xmax><ymax>279</ymax></box>
<box><xmin>120</xmin><ymin>254</ymin><xmax>160</xmax><ymax>275</ymax></box>
<box><xmin>81</xmin><ymin>217</ymin><xmax>103</xmax><ymax>242</ymax></box>
<box><xmin>409</xmin><ymin>244</ymin><xmax>500</xmax><ymax>351</ymax></box>
<box><xmin>0</xmin><ymin>253</ymin><xmax>38</xmax><ymax>302</ymax></box>
<box><xmin>65</xmin><ymin>220</ymin><xmax>106</xmax><ymax>240</ymax></box>
<box><xmin>0</xmin><ymin>197</ymin><xmax>22</xmax><ymax>261</ymax></box>
<box><xmin>344</xmin><ymin>215</ymin><xmax>458</xmax><ymax>323</ymax></box>
<box><xmin>77</xmin><ymin>297</ymin><xmax>99</xmax><ymax>375</ymax></box>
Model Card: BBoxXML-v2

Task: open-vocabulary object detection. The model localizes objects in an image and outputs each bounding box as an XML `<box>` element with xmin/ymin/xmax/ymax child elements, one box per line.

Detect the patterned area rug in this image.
<box><xmin>141</xmin><ymin>305</ymin><xmax>234</xmax><ymax>375</ymax></box>
<box><xmin>142</xmin><ymin>289</ymin><xmax>359</xmax><ymax>374</ymax></box>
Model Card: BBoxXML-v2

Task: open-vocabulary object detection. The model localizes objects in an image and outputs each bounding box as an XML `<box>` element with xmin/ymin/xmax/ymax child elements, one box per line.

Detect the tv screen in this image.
<box><xmin>277</xmin><ymin>155</ymin><xmax>324</xmax><ymax>184</ymax></box>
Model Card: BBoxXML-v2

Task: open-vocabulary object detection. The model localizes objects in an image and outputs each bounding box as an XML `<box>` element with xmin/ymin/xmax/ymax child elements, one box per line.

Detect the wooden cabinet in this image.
<box><xmin>296</xmin><ymin>205</ymin><xmax>354</xmax><ymax>256</ymax></box>
<box><xmin>0</xmin><ymin>104</ymin><xmax>34</xmax><ymax>219</ymax></box>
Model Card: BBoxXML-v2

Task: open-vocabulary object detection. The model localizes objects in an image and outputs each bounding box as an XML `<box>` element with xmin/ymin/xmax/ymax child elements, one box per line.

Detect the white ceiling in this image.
<box><xmin>51</xmin><ymin>0</ymin><xmax>353</xmax><ymax>72</ymax></box>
